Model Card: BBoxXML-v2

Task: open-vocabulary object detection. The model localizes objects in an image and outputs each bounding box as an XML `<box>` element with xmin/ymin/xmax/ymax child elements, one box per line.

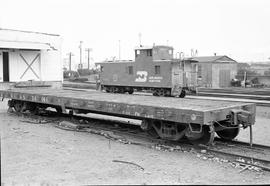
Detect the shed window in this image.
<box><xmin>146</xmin><ymin>49</ymin><xmax>152</xmax><ymax>56</ymax></box>
<box><xmin>155</xmin><ymin>65</ymin><xmax>160</xmax><ymax>74</ymax></box>
<box><xmin>128</xmin><ymin>66</ymin><xmax>133</xmax><ymax>75</ymax></box>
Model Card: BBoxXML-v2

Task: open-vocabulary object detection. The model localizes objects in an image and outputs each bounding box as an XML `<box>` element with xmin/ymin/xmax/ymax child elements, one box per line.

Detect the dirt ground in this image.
<box><xmin>1</xmin><ymin>100</ymin><xmax>270</xmax><ymax>185</ymax></box>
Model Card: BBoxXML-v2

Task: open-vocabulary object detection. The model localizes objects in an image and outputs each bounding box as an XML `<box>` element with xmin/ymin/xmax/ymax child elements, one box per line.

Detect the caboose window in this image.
<box><xmin>128</xmin><ymin>66</ymin><xmax>133</xmax><ymax>75</ymax></box>
<box><xmin>146</xmin><ymin>49</ymin><xmax>152</xmax><ymax>56</ymax></box>
<box><xmin>135</xmin><ymin>50</ymin><xmax>140</xmax><ymax>57</ymax></box>
<box><xmin>155</xmin><ymin>65</ymin><xmax>160</xmax><ymax>74</ymax></box>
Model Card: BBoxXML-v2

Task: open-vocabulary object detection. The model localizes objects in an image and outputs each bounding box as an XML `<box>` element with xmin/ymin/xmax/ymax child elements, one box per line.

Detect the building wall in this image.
<box><xmin>40</xmin><ymin>50</ymin><xmax>62</xmax><ymax>81</ymax></box>
<box><xmin>0</xmin><ymin>49</ymin><xmax>62</xmax><ymax>82</ymax></box>
<box><xmin>199</xmin><ymin>63</ymin><xmax>212</xmax><ymax>87</ymax></box>
<box><xmin>212</xmin><ymin>63</ymin><xmax>237</xmax><ymax>88</ymax></box>
<box><xmin>198</xmin><ymin>62</ymin><xmax>237</xmax><ymax>88</ymax></box>
<box><xmin>0</xmin><ymin>52</ymin><xmax>3</xmax><ymax>82</ymax></box>
<box><xmin>0</xmin><ymin>29</ymin><xmax>62</xmax><ymax>85</ymax></box>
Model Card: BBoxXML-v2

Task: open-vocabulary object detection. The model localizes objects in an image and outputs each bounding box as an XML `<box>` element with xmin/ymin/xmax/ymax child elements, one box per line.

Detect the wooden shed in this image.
<box><xmin>0</xmin><ymin>28</ymin><xmax>62</xmax><ymax>89</ymax></box>
<box><xmin>187</xmin><ymin>55</ymin><xmax>237</xmax><ymax>88</ymax></box>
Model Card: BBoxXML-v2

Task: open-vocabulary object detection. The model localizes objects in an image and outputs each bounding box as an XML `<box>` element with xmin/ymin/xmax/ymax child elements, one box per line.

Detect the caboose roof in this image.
<box><xmin>96</xmin><ymin>60</ymin><xmax>135</xmax><ymax>64</ymax></box>
<box><xmin>134</xmin><ymin>45</ymin><xmax>173</xmax><ymax>50</ymax></box>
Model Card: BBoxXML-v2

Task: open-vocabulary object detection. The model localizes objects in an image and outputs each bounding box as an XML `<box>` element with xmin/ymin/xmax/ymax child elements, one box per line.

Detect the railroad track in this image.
<box><xmin>63</xmin><ymin>86</ymin><xmax>270</xmax><ymax>107</ymax></box>
<box><xmin>10</xmin><ymin>108</ymin><xmax>270</xmax><ymax>173</ymax></box>
<box><xmin>199</xmin><ymin>139</ymin><xmax>270</xmax><ymax>172</ymax></box>
<box><xmin>193</xmin><ymin>88</ymin><xmax>270</xmax><ymax>106</ymax></box>
<box><xmin>198</xmin><ymin>88</ymin><xmax>270</xmax><ymax>96</ymax></box>
<box><xmin>195</xmin><ymin>92</ymin><xmax>270</xmax><ymax>102</ymax></box>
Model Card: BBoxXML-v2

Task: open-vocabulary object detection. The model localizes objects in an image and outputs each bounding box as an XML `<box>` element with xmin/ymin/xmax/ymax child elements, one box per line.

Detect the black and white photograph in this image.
<box><xmin>0</xmin><ymin>0</ymin><xmax>270</xmax><ymax>185</ymax></box>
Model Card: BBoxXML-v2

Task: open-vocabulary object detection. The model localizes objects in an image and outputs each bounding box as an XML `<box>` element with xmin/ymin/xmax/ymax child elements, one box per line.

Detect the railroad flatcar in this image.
<box><xmin>96</xmin><ymin>45</ymin><xmax>198</xmax><ymax>98</ymax></box>
<box><xmin>0</xmin><ymin>88</ymin><xmax>256</xmax><ymax>145</ymax></box>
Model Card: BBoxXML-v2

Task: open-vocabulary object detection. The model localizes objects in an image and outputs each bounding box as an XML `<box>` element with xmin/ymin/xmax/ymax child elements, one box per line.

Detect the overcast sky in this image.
<box><xmin>0</xmin><ymin>0</ymin><xmax>269</xmax><ymax>66</ymax></box>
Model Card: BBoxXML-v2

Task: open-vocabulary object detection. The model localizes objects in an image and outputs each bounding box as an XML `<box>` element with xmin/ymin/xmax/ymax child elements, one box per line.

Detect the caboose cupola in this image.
<box><xmin>134</xmin><ymin>45</ymin><xmax>173</xmax><ymax>62</ymax></box>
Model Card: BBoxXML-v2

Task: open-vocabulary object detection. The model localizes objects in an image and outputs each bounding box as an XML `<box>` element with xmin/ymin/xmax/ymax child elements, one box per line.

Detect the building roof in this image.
<box><xmin>186</xmin><ymin>55</ymin><xmax>237</xmax><ymax>63</ymax></box>
<box><xmin>0</xmin><ymin>28</ymin><xmax>61</xmax><ymax>50</ymax></box>
<box><xmin>0</xmin><ymin>28</ymin><xmax>59</xmax><ymax>36</ymax></box>
<box><xmin>0</xmin><ymin>40</ymin><xmax>53</xmax><ymax>50</ymax></box>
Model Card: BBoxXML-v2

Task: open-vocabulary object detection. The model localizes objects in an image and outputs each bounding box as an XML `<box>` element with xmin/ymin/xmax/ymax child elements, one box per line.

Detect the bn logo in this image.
<box><xmin>135</xmin><ymin>71</ymin><xmax>148</xmax><ymax>82</ymax></box>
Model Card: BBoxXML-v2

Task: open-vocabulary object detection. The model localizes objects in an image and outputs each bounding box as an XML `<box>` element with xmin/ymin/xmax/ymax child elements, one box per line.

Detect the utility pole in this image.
<box><xmin>85</xmin><ymin>48</ymin><xmax>92</xmax><ymax>70</ymax></box>
<box><xmin>67</xmin><ymin>52</ymin><xmax>74</xmax><ymax>71</ymax></box>
<box><xmin>139</xmin><ymin>33</ymin><xmax>142</xmax><ymax>46</ymax></box>
<box><xmin>118</xmin><ymin>40</ymin><xmax>121</xmax><ymax>60</ymax></box>
<box><xmin>79</xmin><ymin>41</ymin><xmax>83</xmax><ymax>69</ymax></box>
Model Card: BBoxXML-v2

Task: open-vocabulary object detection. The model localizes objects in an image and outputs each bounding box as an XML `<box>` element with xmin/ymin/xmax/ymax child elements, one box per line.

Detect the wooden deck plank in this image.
<box><xmin>3</xmin><ymin>88</ymin><xmax>252</xmax><ymax>112</ymax></box>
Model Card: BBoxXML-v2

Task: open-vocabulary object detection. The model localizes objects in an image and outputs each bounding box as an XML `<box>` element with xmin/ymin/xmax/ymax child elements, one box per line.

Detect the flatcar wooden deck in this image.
<box><xmin>0</xmin><ymin>88</ymin><xmax>256</xmax><ymax>126</ymax></box>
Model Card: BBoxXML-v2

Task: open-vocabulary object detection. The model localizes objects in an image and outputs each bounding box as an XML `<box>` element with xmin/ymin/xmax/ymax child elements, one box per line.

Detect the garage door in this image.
<box><xmin>219</xmin><ymin>69</ymin><xmax>230</xmax><ymax>87</ymax></box>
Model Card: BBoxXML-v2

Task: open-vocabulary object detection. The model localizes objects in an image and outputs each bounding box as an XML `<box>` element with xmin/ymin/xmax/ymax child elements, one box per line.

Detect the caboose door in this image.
<box><xmin>171</xmin><ymin>62</ymin><xmax>184</xmax><ymax>89</ymax></box>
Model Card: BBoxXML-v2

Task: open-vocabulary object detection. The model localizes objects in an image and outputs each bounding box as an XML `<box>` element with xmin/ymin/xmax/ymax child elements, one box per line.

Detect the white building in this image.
<box><xmin>0</xmin><ymin>28</ymin><xmax>62</xmax><ymax>89</ymax></box>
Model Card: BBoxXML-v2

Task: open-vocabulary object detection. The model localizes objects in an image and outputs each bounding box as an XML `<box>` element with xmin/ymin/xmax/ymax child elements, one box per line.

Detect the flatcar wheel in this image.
<box><xmin>216</xmin><ymin>127</ymin><xmax>240</xmax><ymax>141</ymax></box>
<box><xmin>186</xmin><ymin>125</ymin><xmax>215</xmax><ymax>145</ymax></box>
<box><xmin>14</xmin><ymin>101</ymin><xmax>23</xmax><ymax>112</ymax></box>
<box><xmin>141</xmin><ymin>120</ymin><xmax>159</xmax><ymax>138</ymax></box>
<box><xmin>165</xmin><ymin>89</ymin><xmax>171</xmax><ymax>97</ymax></box>
<box><xmin>56</xmin><ymin>107</ymin><xmax>63</xmax><ymax>114</ymax></box>
<box><xmin>159</xmin><ymin>89</ymin><xmax>165</xmax><ymax>97</ymax></box>
<box><xmin>112</xmin><ymin>87</ymin><xmax>118</xmax><ymax>93</ymax></box>
<box><xmin>179</xmin><ymin>90</ymin><xmax>186</xmax><ymax>98</ymax></box>
<box><xmin>108</xmin><ymin>87</ymin><xmax>114</xmax><ymax>93</ymax></box>
<box><xmin>153</xmin><ymin>89</ymin><xmax>164</xmax><ymax>97</ymax></box>
<box><xmin>153</xmin><ymin>90</ymin><xmax>158</xmax><ymax>96</ymax></box>
<box><xmin>128</xmin><ymin>88</ymin><xmax>134</xmax><ymax>94</ymax></box>
<box><xmin>147</xmin><ymin>128</ymin><xmax>159</xmax><ymax>138</ymax></box>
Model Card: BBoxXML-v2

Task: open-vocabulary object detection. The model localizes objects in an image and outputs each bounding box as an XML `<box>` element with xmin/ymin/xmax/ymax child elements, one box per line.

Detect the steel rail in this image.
<box><xmin>214</xmin><ymin>138</ymin><xmax>270</xmax><ymax>151</ymax></box>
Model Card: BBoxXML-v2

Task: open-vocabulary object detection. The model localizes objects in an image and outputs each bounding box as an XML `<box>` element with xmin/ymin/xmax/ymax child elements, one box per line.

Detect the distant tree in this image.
<box><xmin>237</xmin><ymin>63</ymin><xmax>250</xmax><ymax>70</ymax></box>
<box><xmin>237</xmin><ymin>69</ymin><xmax>259</xmax><ymax>76</ymax></box>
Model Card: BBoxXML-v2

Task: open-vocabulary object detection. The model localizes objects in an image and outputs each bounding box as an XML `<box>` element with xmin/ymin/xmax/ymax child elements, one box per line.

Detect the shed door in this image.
<box><xmin>3</xmin><ymin>52</ymin><xmax>9</xmax><ymax>82</ymax></box>
<box><xmin>219</xmin><ymin>69</ymin><xmax>230</xmax><ymax>87</ymax></box>
<box><xmin>9</xmin><ymin>51</ymin><xmax>41</xmax><ymax>81</ymax></box>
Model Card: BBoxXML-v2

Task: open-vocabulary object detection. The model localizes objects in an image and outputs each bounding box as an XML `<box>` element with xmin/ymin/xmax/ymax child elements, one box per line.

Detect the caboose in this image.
<box><xmin>96</xmin><ymin>45</ymin><xmax>198</xmax><ymax>97</ymax></box>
